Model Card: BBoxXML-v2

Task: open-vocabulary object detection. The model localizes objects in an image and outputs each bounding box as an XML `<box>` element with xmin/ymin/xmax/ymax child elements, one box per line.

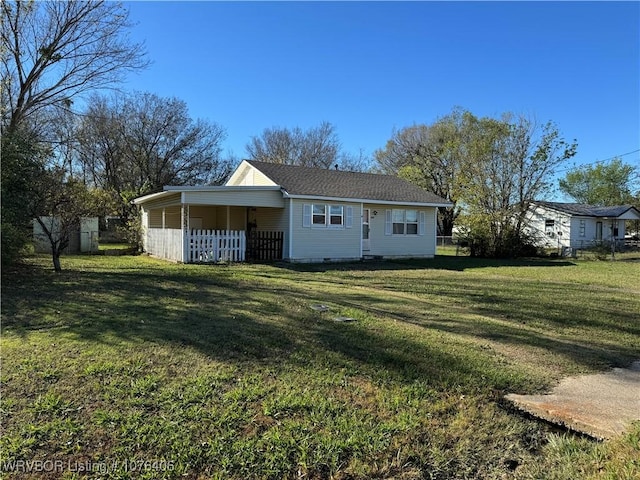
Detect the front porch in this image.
<box><xmin>134</xmin><ymin>185</ymin><xmax>289</xmax><ymax>263</ymax></box>
<box><xmin>142</xmin><ymin>199</ymin><xmax>286</xmax><ymax>263</ymax></box>
<box><xmin>145</xmin><ymin>228</ymin><xmax>284</xmax><ymax>263</ymax></box>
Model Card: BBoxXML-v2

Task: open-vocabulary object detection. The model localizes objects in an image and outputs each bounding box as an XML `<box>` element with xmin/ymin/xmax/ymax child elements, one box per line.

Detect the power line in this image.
<box><xmin>555</xmin><ymin>149</ymin><xmax>640</xmax><ymax>173</ymax></box>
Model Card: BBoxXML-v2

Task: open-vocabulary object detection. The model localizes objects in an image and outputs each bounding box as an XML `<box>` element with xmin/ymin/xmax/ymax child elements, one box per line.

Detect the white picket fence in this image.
<box><xmin>147</xmin><ymin>228</ymin><xmax>183</xmax><ymax>262</ymax></box>
<box><xmin>145</xmin><ymin>228</ymin><xmax>246</xmax><ymax>263</ymax></box>
<box><xmin>188</xmin><ymin>229</ymin><xmax>246</xmax><ymax>263</ymax></box>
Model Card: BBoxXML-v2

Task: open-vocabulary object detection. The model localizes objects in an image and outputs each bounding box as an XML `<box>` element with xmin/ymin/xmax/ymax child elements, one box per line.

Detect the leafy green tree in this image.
<box><xmin>558</xmin><ymin>158</ymin><xmax>638</xmax><ymax>206</ymax></box>
<box><xmin>374</xmin><ymin>108</ymin><xmax>467</xmax><ymax>235</ymax></box>
<box><xmin>0</xmin><ymin>127</ymin><xmax>47</xmax><ymax>265</ymax></box>
<box><xmin>458</xmin><ymin>114</ymin><xmax>577</xmax><ymax>257</ymax></box>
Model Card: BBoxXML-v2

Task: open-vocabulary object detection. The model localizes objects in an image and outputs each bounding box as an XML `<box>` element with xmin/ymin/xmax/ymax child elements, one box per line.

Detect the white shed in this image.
<box><xmin>33</xmin><ymin>217</ymin><xmax>99</xmax><ymax>253</ymax></box>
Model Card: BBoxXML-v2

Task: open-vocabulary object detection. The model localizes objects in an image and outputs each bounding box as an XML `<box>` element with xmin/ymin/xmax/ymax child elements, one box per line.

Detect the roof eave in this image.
<box><xmin>132</xmin><ymin>190</ymin><xmax>176</xmax><ymax>205</ymax></box>
<box><xmin>282</xmin><ymin>191</ymin><xmax>452</xmax><ymax>208</ymax></box>
<box><xmin>163</xmin><ymin>185</ymin><xmax>281</xmax><ymax>192</ymax></box>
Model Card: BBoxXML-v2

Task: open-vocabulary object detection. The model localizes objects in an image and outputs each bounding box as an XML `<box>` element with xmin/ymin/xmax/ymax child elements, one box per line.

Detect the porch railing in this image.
<box><xmin>188</xmin><ymin>229</ymin><xmax>246</xmax><ymax>263</ymax></box>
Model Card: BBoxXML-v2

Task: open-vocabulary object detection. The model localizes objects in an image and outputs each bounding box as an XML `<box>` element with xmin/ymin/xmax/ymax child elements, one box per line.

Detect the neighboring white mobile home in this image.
<box><xmin>528</xmin><ymin>201</ymin><xmax>640</xmax><ymax>251</ymax></box>
<box><xmin>133</xmin><ymin>160</ymin><xmax>451</xmax><ymax>263</ymax></box>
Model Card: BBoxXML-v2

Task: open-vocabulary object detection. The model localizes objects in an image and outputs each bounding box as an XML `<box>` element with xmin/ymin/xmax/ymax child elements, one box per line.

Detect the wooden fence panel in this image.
<box><xmin>246</xmin><ymin>231</ymin><xmax>284</xmax><ymax>261</ymax></box>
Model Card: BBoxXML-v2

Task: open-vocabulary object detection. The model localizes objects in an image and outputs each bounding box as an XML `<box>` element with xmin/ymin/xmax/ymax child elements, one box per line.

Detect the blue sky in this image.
<box><xmin>122</xmin><ymin>1</ymin><xmax>639</xmax><ymax>182</ymax></box>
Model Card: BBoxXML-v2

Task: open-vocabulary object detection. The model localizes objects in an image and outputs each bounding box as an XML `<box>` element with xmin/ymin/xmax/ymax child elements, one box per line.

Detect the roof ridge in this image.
<box><xmin>245</xmin><ymin>159</ymin><xmax>451</xmax><ymax>205</ymax></box>
<box><xmin>246</xmin><ymin>159</ymin><xmax>394</xmax><ymax>178</ymax></box>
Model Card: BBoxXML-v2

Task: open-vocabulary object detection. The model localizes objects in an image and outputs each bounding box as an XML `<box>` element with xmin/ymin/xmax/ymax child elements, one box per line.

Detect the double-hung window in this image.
<box><xmin>386</xmin><ymin>209</ymin><xmax>425</xmax><ymax>236</ymax></box>
<box><xmin>304</xmin><ymin>204</ymin><xmax>352</xmax><ymax>228</ymax></box>
<box><xmin>312</xmin><ymin>205</ymin><xmax>326</xmax><ymax>225</ymax></box>
<box><xmin>406</xmin><ymin>210</ymin><xmax>418</xmax><ymax>234</ymax></box>
<box><xmin>329</xmin><ymin>205</ymin><xmax>343</xmax><ymax>226</ymax></box>
<box><xmin>392</xmin><ymin>209</ymin><xmax>405</xmax><ymax>234</ymax></box>
<box><xmin>392</xmin><ymin>209</ymin><xmax>418</xmax><ymax>235</ymax></box>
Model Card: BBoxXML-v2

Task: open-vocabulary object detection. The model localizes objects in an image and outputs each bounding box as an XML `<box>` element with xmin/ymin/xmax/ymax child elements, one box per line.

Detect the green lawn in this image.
<box><xmin>2</xmin><ymin>254</ymin><xmax>639</xmax><ymax>479</ymax></box>
<box><xmin>98</xmin><ymin>243</ymin><xmax>135</xmax><ymax>251</ymax></box>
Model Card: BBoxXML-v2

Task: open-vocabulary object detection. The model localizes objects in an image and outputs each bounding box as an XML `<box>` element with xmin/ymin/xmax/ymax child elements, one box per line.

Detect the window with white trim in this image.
<box><xmin>406</xmin><ymin>209</ymin><xmax>418</xmax><ymax>234</ymax></box>
<box><xmin>303</xmin><ymin>204</ymin><xmax>353</xmax><ymax>229</ymax></box>
<box><xmin>392</xmin><ymin>209</ymin><xmax>405</xmax><ymax>234</ymax></box>
<box><xmin>312</xmin><ymin>204</ymin><xmax>326</xmax><ymax>225</ymax></box>
<box><xmin>579</xmin><ymin>219</ymin><xmax>585</xmax><ymax>237</ymax></box>
<box><xmin>385</xmin><ymin>209</ymin><xmax>426</xmax><ymax>236</ymax></box>
<box><xmin>391</xmin><ymin>209</ymin><xmax>419</xmax><ymax>235</ymax></box>
<box><xmin>329</xmin><ymin>205</ymin><xmax>343</xmax><ymax>226</ymax></box>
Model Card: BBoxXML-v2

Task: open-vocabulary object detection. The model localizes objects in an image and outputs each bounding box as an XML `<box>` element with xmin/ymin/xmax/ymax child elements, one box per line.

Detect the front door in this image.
<box><xmin>362</xmin><ymin>209</ymin><xmax>370</xmax><ymax>252</ymax></box>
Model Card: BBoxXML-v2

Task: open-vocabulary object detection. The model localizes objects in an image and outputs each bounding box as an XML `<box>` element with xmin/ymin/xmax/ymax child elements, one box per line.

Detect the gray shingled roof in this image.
<box><xmin>247</xmin><ymin>160</ymin><xmax>450</xmax><ymax>205</ymax></box>
<box><xmin>534</xmin><ymin>201</ymin><xmax>638</xmax><ymax>217</ymax></box>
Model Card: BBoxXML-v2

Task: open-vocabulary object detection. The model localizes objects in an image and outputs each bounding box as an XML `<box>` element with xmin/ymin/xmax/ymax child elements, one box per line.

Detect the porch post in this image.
<box><xmin>181</xmin><ymin>203</ymin><xmax>190</xmax><ymax>263</ymax></box>
<box><xmin>226</xmin><ymin>205</ymin><xmax>231</xmax><ymax>231</ymax></box>
<box><xmin>288</xmin><ymin>198</ymin><xmax>294</xmax><ymax>260</ymax></box>
<box><xmin>359</xmin><ymin>203</ymin><xmax>363</xmax><ymax>258</ymax></box>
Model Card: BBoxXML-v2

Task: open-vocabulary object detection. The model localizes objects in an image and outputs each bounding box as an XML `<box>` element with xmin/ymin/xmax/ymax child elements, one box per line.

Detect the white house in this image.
<box><xmin>528</xmin><ymin>201</ymin><xmax>640</xmax><ymax>251</ymax></box>
<box><xmin>132</xmin><ymin>160</ymin><xmax>452</xmax><ymax>263</ymax></box>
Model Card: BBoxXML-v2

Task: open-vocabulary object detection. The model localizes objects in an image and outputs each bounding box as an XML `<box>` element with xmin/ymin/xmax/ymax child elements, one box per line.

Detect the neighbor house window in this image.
<box><xmin>329</xmin><ymin>205</ymin><xmax>343</xmax><ymax>226</ymax></box>
<box><xmin>579</xmin><ymin>219</ymin><xmax>585</xmax><ymax>237</ymax></box>
<box><xmin>545</xmin><ymin>219</ymin><xmax>555</xmax><ymax>228</ymax></box>
<box><xmin>312</xmin><ymin>204</ymin><xmax>326</xmax><ymax>225</ymax></box>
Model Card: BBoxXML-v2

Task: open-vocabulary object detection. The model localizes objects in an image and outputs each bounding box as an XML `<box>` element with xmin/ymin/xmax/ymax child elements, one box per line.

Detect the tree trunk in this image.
<box><xmin>52</xmin><ymin>249</ymin><xmax>62</xmax><ymax>272</ymax></box>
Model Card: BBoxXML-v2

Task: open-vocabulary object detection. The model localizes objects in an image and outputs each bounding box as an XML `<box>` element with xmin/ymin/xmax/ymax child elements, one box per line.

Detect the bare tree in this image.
<box><xmin>76</xmin><ymin>92</ymin><xmax>231</xmax><ymax>221</ymax></box>
<box><xmin>1</xmin><ymin>0</ymin><xmax>148</xmax><ymax>267</ymax></box>
<box><xmin>337</xmin><ymin>148</ymin><xmax>372</xmax><ymax>173</ymax></box>
<box><xmin>1</xmin><ymin>0</ymin><xmax>148</xmax><ymax>132</ymax></box>
<box><xmin>246</xmin><ymin>121</ymin><xmax>341</xmax><ymax>169</ymax></box>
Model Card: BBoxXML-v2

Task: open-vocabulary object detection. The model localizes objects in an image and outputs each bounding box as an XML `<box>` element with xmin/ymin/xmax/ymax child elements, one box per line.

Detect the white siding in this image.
<box><xmin>137</xmin><ymin>192</ymin><xmax>182</xmax><ymax>210</ymax></box>
<box><xmin>528</xmin><ymin>205</ymin><xmax>626</xmax><ymax>249</ymax></box>
<box><xmin>527</xmin><ymin>205</ymin><xmax>572</xmax><ymax>248</ymax></box>
<box><xmin>285</xmin><ymin>201</ymin><xmax>438</xmax><ymax>261</ymax></box>
<box><xmin>226</xmin><ymin>162</ymin><xmax>278</xmax><ymax>187</ymax></box>
<box><xmin>255</xmin><ymin>207</ymin><xmax>287</xmax><ymax>231</ymax></box>
<box><xmin>366</xmin><ymin>204</ymin><xmax>437</xmax><ymax>258</ymax></box>
<box><xmin>288</xmin><ymin>200</ymin><xmax>361</xmax><ymax>262</ymax></box>
<box><xmin>141</xmin><ymin>209</ymin><xmax>149</xmax><ymax>251</ymax></box>
<box><xmin>183</xmin><ymin>190</ymin><xmax>284</xmax><ymax>208</ymax></box>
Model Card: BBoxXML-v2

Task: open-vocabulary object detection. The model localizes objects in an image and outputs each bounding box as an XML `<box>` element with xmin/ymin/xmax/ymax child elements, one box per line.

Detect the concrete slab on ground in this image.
<box><xmin>506</xmin><ymin>361</ymin><xmax>640</xmax><ymax>440</ymax></box>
